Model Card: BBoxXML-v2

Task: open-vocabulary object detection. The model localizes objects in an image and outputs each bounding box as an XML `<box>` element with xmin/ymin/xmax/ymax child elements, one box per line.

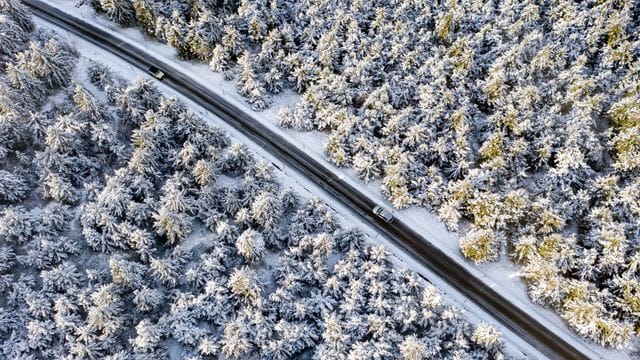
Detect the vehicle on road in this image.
<box><xmin>148</xmin><ymin>66</ymin><xmax>165</xmax><ymax>79</ymax></box>
<box><xmin>372</xmin><ymin>206</ymin><xmax>394</xmax><ymax>223</ymax></box>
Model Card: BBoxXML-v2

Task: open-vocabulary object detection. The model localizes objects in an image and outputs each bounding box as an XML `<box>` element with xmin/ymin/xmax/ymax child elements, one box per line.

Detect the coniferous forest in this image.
<box><xmin>77</xmin><ymin>0</ymin><xmax>640</xmax><ymax>348</ymax></box>
<box><xmin>0</xmin><ymin>1</ymin><xmax>513</xmax><ymax>358</ymax></box>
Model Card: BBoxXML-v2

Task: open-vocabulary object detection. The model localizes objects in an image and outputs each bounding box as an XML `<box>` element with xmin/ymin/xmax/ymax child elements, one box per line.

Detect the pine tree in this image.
<box><xmin>132</xmin><ymin>319</ymin><xmax>165</xmax><ymax>352</ymax></box>
<box><xmin>236</xmin><ymin>51</ymin><xmax>271</xmax><ymax>111</ymax></box>
<box><xmin>0</xmin><ymin>15</ymin><xmax>28</xmax><ymax>57</ymax></box>
<box><xmin>250</xmin><ymin>191</ymin><xmax>283</xmax><ymax>228</ymax></box>
<box><xmin>228</xmin><ymin>267</ymin><xmax>261</xmax><ymax>304</ymax></box>
<box><xmin>4</xmin><ymin>63</ymin><xmax>47</xmax><ymax>111</ymax></box>
<box><xmin>99</xmin><ymin>0</ymin><xmax>136</xmax><ymax>26</ymax></box>
<box><xmin>0</xmin><ymin>170</ymin><xmax>29</xmax><ymax>203</ymax></box>
<box><xmin>198</xmin><ymin>336</ymin><xmax>220</xmax><ymax>356</ymax></box>
<box><xmin>109</xmin><ymin>256</ymin><xmax>147</xmax><ymax>289</ymax></box>
<box><xmin>222</xmin><ymin>143</ymin><xmax>253</xmax><ymax>177</ymax></box>
<box><xmin>41</xmin><ymin>172</ymin><xmax>78</xmax><ymax>204</ymax></box>
<box><xmin>132</xmin><ymin>0</ymin><xmax>156</xmax><ymax>35</ymax></box>
<box><xmin>73</xmin><ymin>85</ymin><xmax>104</xmax><ymax>122</ymax></box>
<box><xmin>209</xmin><ymin>44</ymin><xmax>230</xmax><ymax>72</ymax></box>
<box><xmin>192</xmin><ymin>159</ymin><xmax>215</xmax><ymax>187</ymax></box>
<box><xmin>221</xmin><ymin>25</ymin><xmax>243</xmax><ymax>57</ymax></box>
<box><xmin>163</xmin><ymin>12</ymin><xmax>194</xmax><ymax>60</ymax></box>
<box><xmin>19</xmin><ymin>39</ymin><xmax>77</xmax><ymax>90</ymax></box>
<box><xmin>0</xmin><ymin>206</ymin><xmax>34</xmax><ymax>244</ymax></box>
<box><xmin>40</xmin><ymin>262</ymin><xmax>83</xmax><ymax>292</ymax></box>
<box><xmin>85</xmin><ymin>284</ymin><xmax>125</xmax><ymax>336</ymax></box>
<box><xmin>221</xmin><ymin>316</ymin><xmax>254</xmax><ymax>359</ymax></box>
<box><xmin>459</xmin><ymin>227</ymin><xmax>499</xmax><ymax>264</ymax></box>
<box><xmin>116</xmin><ymin>78</ymin><xmax>161</xmax><ymax>125</ymax></box>
<box><xmin>25</xmin><ymin>235</ymin><xmax>81</xmax><ymax>270</ymax></box>
<box><xmin>0</xmin><ymin>246</ymin><xmax>15</xmax><ymax>274</ymax></box>
<box><xmin>0</xmin><ymin>0</ymin><xmax>34</xmax><ymax>32</ymax></box>
<box><xmin>471</xmin><ymin>323</ymin><xmax>502</xmax><ymax>348</ymax></box>
<box><xmin>236</xmin><ymin>228</ymin><xmax>265</xmax><ymax>262</ymax></box>
<box><xmin>152</xmin><ymin>206</ymin><xmax>191</xmax><ymax>244</ymax></box>
<box><xmin>133</xmin><ymin>287</ymin><xmax>164</xmax><ymax>312</ymax></box>
<box><xmin>149</xmin><ymin>249</ymin><xmax>190</xmax><ymax>287</ymax></box>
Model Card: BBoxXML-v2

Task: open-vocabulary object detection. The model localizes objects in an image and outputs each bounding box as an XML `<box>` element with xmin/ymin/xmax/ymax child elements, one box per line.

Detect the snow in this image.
<box><xmin>35</xmin><ymin>1</ymin><xmax>636</xmax><ymax>358</ymax></box>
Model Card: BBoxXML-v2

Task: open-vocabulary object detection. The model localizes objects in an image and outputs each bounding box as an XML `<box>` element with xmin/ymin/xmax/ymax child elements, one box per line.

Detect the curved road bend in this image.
<box><xmin>25</xmin><ymin>1</ymin><xmax>595</xmax><ymax>359</ymax></box>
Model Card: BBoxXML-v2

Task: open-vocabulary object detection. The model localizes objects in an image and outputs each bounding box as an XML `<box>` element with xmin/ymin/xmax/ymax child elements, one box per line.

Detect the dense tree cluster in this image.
<box><xmin>82</xmin><ymin>0</ymin><xmax>640</xmax><ymax>347</ymax></box>
<box><xmin>0</xmin><ymin>4</ymin><xmax>509</xmax><ymax>358</ymax></box>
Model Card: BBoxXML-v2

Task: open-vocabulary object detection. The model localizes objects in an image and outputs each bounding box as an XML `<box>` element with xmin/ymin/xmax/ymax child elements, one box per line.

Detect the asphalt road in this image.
<box><xmin>24</xmin><ymin>1</ymin><xmax>594</xmax><ymax>359</ymax></box>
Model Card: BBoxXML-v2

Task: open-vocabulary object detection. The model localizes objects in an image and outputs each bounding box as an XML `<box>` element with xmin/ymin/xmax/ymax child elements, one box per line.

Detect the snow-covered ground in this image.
<box><xmin>38</xmin><ymin>1</ymin><xmax>636</xmax><ymax>358</ymax></box>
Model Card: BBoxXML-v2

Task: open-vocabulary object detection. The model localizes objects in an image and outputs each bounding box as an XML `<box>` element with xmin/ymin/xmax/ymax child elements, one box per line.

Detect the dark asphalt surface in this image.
<box><xmin>24</xmin><ymin>1</ymin><xmax>594</xmax><ymax>358</ymax></box>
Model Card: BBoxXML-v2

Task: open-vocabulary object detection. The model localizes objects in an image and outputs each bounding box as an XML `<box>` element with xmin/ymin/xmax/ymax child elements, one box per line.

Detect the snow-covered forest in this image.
<box><xmin>76</xmin><ymin>0</ymin><xmax>640</xmax><ymax>348</ymax></box>
<box><xmin>0</xmin><ymin>1</ymin><xmax>513</xmax><ymax>358</ymax></box>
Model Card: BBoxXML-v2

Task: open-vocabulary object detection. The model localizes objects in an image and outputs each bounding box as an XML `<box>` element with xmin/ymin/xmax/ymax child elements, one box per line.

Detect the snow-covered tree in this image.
<box><xmin>99</xmin><ymin>0</ymin><xmax>136</xmax><ymax>26</ymax></box>
<box><xmin>0</xmin><ymin>15</ymin><xmax>28</xmax><ymax>57</ymax></box>
<box><xmin>0</xmin><ymin>0</ymin><xmax>34</xmax><ymax>32</ymax></box>
<box><xmin>228</xmin><ymin>267</ymin><xmax>261</xmax><ymax>304</ymax></box>
<box><xmin>221</xmin><ymin>316</ymin><xmax>254</xmax><ymax>359</ymax></box>
<box><xmin>133</xmin><ymin>287</ymin><xmax>164</xmax><ymax>313</ymax></box>
<box><xmin>109</xmin><ymin>256</ymin><xmax>147</xmax><ymax>289</ymax></box>
<box><xmin>472</xmin><ymin>323</ymin><xmax>502</xmax><ymax>348</ymax></box>
<box><xmin>132</xmin><ymin>319</ymin><xmax>165</xmax><ymax>352</ymax></box>
<box><xmin>459</xmin><ymin>227</ymin><xmax>500</xmax><ymax>264</ymax></box>
<box><xmin>236</xmin><ymin>228</ymin><xmax>265</xmax><ymax>262</ymax></box>
<box><xmin>0</xmin><ymin>170</ymin><xmax>29</xmax><ymax>203</ymax></box>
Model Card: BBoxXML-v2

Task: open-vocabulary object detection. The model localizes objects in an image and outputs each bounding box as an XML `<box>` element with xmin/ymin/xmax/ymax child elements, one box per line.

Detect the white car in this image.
<box><xmin>148</xmin><ymin>66</ymin><xmax>165</xmax><ymax>80</ymax></box>
<box><xmin>372</xmin><ymin>206</ymin><xmax>394</xmax><ymax>223</ymax></box>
